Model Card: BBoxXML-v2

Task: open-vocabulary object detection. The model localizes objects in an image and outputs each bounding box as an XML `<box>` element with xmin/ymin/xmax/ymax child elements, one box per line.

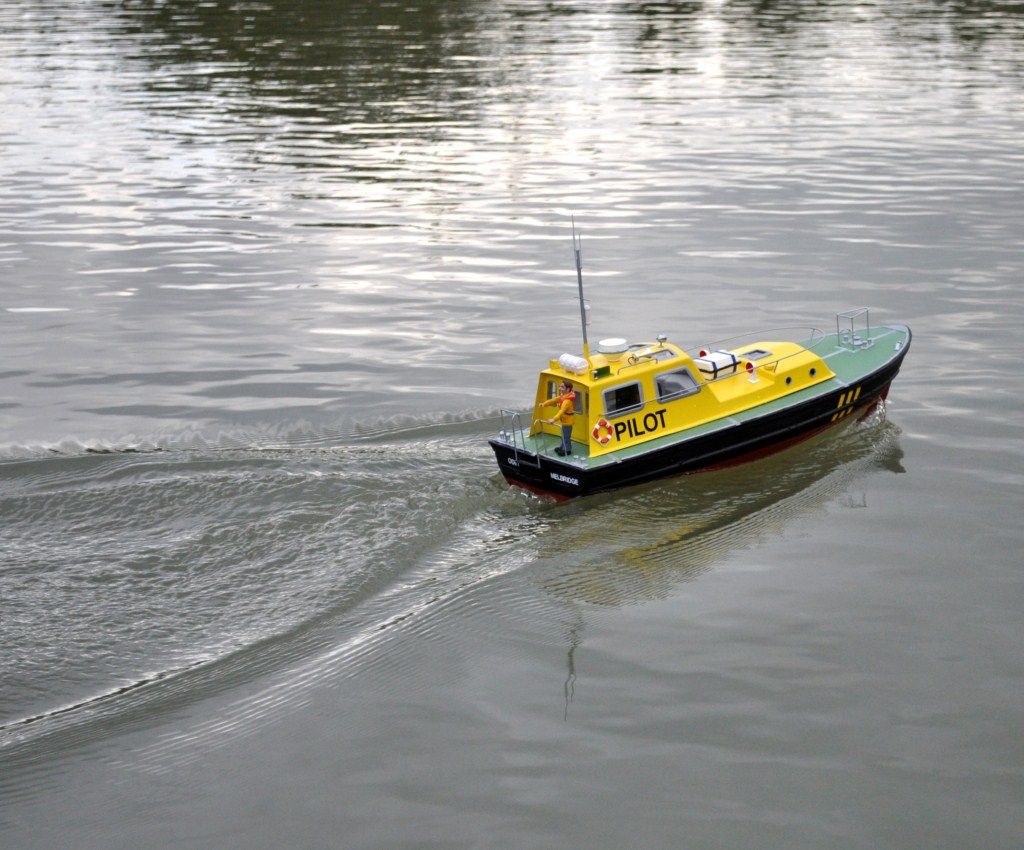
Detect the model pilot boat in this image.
<box><xmin>489</xmin><ymin>233</ymin><xmax>911</xmax><ymax>499</ymax></box>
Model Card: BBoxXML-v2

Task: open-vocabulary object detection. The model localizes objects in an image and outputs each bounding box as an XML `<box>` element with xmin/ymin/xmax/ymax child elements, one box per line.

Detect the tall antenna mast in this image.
<box><xmin>572</xmin><ymin>217</ymin><xmax>590</xmax><ymax>360</ymax></box>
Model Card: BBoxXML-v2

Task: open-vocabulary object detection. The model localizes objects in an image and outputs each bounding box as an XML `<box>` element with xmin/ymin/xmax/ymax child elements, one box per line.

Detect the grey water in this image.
<box><xmin>1</xmin><ymin>1</ymin><xmax>1022</xmax><ymax>847</ymax></box>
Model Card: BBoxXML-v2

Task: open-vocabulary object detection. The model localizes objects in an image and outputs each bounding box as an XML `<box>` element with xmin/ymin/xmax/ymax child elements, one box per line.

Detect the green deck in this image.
<box><xmin>511</xmin><ymin>325</ymin><xmax>908</xmax><ymax>470</ymax></box>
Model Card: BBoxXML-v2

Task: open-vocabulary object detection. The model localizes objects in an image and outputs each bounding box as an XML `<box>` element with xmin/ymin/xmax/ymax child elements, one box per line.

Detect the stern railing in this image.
<box><xmin>498</xmin><ymin>409</ymin><xmax>541</xmax><ymax>467</ymax></box>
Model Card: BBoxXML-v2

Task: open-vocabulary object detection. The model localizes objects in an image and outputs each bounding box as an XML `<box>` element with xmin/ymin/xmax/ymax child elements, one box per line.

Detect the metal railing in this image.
<box><xmin>612</xmin><ymin>327</ymin><xmax>827</xmax><ymax>384</ymax></box>
<box><xmin>836</xmin><ymin>308</ymin><xmax>873</xmax><ymax>350</ymax></box>
<box><xmin>585</xmin><ymin>326</ymin><xmax>831</xmax><ymax>424</ymax></box>
<box><xmin>498</xmin><ymin>409</ymin><xmax>540</xmax><ymax>466</ymax></box>
<box><xmin>683</xmin><ymin>325</ymin><xmax>826</xmax><ymax>387</ymax></box>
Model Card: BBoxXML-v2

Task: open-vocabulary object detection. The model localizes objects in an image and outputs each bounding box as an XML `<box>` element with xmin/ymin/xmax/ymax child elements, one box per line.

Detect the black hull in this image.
<box><xmin>490</xmin><ymin>338</ymin><xmax>910</xmax><ymax>499</ymax></box>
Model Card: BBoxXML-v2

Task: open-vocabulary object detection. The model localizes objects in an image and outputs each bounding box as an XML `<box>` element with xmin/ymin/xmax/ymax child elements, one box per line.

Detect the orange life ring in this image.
<box><xmin>592</xmin><ymin>418</ymin><xmax>613</xmax><ymax>445</ymax></box>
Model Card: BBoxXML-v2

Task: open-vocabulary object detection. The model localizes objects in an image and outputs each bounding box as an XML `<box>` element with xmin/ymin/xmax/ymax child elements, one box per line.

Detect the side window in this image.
<box><xmin>656</xmin><ymin>368</ymin><xmax>700</xmax><ymax>402</ymax></box>
<box><xmin>604</xmin><ymin>382</ymin><xmax>643</xmax><ymax>417</ymax></box>
<box><xmin>573</xmin><ymin>390</ymin><xmax>586</xmax><ymax>416</ymax></box>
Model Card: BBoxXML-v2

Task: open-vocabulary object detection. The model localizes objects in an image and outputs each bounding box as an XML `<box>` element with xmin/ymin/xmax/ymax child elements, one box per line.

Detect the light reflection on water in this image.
<box><xmin>1</xmin><ymin>1</ymin><xmax>1023</xmax><ymax>847</ymax></box>
<box><xmin>541</xmin><ymin>415</ymin><xmax>905</xmax><ymax>607</ymax></box>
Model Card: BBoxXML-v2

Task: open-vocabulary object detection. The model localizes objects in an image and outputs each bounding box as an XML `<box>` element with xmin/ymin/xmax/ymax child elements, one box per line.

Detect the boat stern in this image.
<box><xmin>488</xmin><ymin>433</ymin><xmax>587</xmax><ymax>499</ymax></box>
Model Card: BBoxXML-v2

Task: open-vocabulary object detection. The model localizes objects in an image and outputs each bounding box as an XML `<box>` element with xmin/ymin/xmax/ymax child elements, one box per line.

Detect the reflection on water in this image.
<box><xmin>2</xmin><ymin>1</ymin><xmax>1023</xmax><ymax>847</ymax></box>
<box><xmin>2</xmin><ymin>0</ymin><xmax>1022</xmax><ymax>449</ymax></box>
<box><xmin>542</xmin><ymin>413</ymin><xmax>903</xmax><ymax>607</ymax></box>
<box><xmin>0</xmin><ymin>410</ymin><xmax>901</xmax><ymax>768</ymax></box>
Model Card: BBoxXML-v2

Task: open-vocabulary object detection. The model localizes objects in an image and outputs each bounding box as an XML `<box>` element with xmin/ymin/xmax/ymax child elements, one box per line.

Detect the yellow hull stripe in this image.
<box><xmin>832</xmin><ymin>386</ymin><xmax>863</xmax><ymax>421</ymax></box>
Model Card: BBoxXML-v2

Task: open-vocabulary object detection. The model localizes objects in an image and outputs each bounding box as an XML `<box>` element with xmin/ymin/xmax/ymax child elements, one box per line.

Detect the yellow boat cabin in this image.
<box><xmin>532</xmin><ymin>336</ymin><xmax>836</xmax><ymax>459</ymax></box>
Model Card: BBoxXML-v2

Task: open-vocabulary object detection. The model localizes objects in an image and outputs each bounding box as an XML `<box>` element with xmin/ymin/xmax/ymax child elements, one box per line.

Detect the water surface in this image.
<box><xmin>2</xmin><ymin>2</ymin><xmax>1023</xmax><ymax>847</ymax></box>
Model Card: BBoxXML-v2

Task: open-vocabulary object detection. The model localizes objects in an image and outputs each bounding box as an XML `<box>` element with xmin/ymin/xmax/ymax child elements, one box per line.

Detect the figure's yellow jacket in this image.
<box><xmin>542</xmin><ymin>391</ymin><xmax>575</xmax><ymax>426</ymax></box>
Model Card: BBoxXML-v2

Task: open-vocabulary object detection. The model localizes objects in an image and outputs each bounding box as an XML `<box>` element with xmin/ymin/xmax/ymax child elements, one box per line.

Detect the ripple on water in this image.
<box><xmin>1</xmin><ymin>1</ymin><xmax>1023</xmax><ymax>841</ymax></box>
<box><xmin>0</xmin><ymin>433</ymin><xmax>495</xmax><ymax>731</ymax></box>
<box><xmin>0</xmin><ymin>405</ymin><xmax>903</xmax><ymax>783</ymax></box>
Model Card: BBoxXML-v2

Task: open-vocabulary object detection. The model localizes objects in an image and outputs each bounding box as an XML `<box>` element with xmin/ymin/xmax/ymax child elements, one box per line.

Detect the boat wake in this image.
<box><xmin>0</xmin><ymin>410</ymin><xmax>903</xmax><ymax>777</ymax></box>
<box><xmin>0</xmin><ymin>407</ymin><xmax>510</xmax><ymax>461</ymax></box>
<box><xmin>0</xmin><ymin>420</ymin><xmax>548</xmax><ymax>769</ymax></box>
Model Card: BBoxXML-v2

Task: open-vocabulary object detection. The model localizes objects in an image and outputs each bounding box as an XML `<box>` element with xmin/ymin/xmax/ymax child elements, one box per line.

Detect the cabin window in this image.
<box><xmin>604</xmin><ymin>382</ymin><xmax>643</xmax><ymax>418</ymax></box>
<box><xmin>742</xmin><ymin>348</ymin><xmax>772</xmax><ymax>361</ymax></box>
<box><xmin>655</xmin><ymin>368</ymin><xmax>701</xmax><ymax>402</ymax></box>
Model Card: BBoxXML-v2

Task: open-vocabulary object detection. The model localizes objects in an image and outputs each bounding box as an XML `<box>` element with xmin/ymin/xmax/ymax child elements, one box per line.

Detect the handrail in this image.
<box><xmin>498</xmin><ymin>409</ymin><xmax>540</xmax><ymax>467</ymax></box>
<box><xmin>616</xmin><ymin>353</ymin><xmax>657</xmax><ymax>375</ymax></box>
<box><xmin>681</xmin><ymin>326</ymin><xmax>827</xmax><ymax>389</ymax></box>
<box><xmin>683</xmin><ymin>325</ymin><xmax>825</xmax><ymax>358</ymax></box>
<box><xmin>598</xmin><ymin>327</ymin><xmax>830</xmax><ymax>422</ymax></box>
<box><xmin>610</xmin><ymin>327</ymin><xmax>826</xmax><ymax>387</ymax></box>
